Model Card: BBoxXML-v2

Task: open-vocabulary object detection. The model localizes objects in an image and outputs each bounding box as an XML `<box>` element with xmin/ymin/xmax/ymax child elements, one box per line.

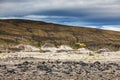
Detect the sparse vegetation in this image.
<box><xmin>0</xmin><ymin>39</ymin><xmax>3</xmax><ymax>44</ymax></box>
<box><xmin>0</xmin><ymin>19</ymin><xmax>120</xmax><ymax>50</ymax></box>
<box><xmin>69</xmin><ymin>42</ymin><xmax>87</xmax><ymax>49</ymax></box>
<box><xmin>69</xmin><ymin>42</ymin><xmax>79</xmax><ymax>49</ymax></box>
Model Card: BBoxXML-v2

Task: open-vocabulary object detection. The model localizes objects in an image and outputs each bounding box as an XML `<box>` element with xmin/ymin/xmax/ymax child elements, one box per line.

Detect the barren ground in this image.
<box><xmin>0</xmin><ymin>51</ymin><xmax>120</xmax><ymax>80</ymax></box>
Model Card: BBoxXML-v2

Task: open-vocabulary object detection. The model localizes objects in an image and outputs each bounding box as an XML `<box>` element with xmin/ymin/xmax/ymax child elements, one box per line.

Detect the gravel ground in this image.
<box><xmin>0</xmin><ymin>51</ymin><xmax>120</xmax><ymax>80</ymax></box>
<box><xmin>0</xmin><ymin>60</ymin><xmax>120</xmax><ymax>80</ymax></box>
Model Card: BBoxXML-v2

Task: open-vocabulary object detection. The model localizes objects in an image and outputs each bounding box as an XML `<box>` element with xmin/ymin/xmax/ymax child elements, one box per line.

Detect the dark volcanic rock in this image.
<box><xmin>37</xmin><ymin>64</ymin><xmax>52</xmax><ymax>73</ymax></box>
<box><xmin>79</xmin><ymin>61</ymin><xmax>88</xmax><ymax>66</ymax></box>
<box><xmin>6</xmin><ymin>69</ymin><xmax>16</xmax><ymax>74</ymax></box>
<box><xmin>94</xmin><ymin>61</ymin><xmax>101</xmax><ymax>65</ymax></box>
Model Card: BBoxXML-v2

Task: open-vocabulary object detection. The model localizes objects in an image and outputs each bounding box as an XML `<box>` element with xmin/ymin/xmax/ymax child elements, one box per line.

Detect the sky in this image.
<box><xmin>0</xmin><ymin>0</ymin><xmax>120</xmax><ymax>31</ymax></box>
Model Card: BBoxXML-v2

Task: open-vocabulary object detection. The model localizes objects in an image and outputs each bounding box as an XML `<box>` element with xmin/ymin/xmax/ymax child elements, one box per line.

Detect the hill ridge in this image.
<box><xmin>0</xmin><ymin>19</ymin><xmax>120</xmax><ymax>50</ymax></box>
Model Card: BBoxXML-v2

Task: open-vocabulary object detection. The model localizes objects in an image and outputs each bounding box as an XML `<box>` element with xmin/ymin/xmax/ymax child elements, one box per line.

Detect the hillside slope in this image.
<box><xmin>0</xmin><ymin>19</ymin><xmax>120</xmax><ymax>50</ymax></box>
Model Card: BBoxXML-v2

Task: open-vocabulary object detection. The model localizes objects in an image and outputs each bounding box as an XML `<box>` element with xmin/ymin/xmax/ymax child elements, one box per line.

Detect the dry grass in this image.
<box><xmin>0</xmin><ymin>19</ymin><xmax>120</xmax><ymax>50</ymax></box>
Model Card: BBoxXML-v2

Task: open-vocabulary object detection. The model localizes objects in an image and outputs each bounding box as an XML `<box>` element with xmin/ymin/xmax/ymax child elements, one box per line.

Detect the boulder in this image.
<box><xmin>95</xmin><ymin>48</ymin><xmax>110</xmax><ymax>53</ymax></box>
<box><xmin>15</xmin><ymin>44</ymin><xmax>40</xmax><ymax>52</ymax></box>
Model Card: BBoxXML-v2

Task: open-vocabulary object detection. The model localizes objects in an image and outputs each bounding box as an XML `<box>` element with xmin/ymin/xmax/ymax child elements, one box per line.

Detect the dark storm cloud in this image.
<box><xmin>33</xmin><ymin>9</ymin><xmax>120</xmax><ymax>25</ymax></box>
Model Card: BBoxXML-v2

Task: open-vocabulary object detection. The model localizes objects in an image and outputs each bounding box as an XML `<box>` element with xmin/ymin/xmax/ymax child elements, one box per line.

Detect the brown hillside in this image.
<box><xmin>0</xmin><ymin>19</ymin><xmax>120</xmax><ymax>50</ymax></box>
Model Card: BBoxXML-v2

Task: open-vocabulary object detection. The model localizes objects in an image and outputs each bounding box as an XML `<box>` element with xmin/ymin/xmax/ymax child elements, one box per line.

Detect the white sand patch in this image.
<box><xmin>0</xmin><ymin>51</ymin><xmax>119</xmax><ymax>62</ymax></box>
<box><xmin>58</xmin><ymin>45</ymin><xmax>73</xmax><ymax>51</ymax></box>
<box><xmin>78</xmin><ymin>48</ymin><xmax>94</xmax><ymax>54</ymax></box>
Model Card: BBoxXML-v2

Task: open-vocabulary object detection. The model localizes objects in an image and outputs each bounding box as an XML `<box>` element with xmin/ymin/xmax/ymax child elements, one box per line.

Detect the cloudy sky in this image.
<box><xmin>0</xmin><ymin>0</ymin><xmax>120</xmax><ymax>31</ymax></box>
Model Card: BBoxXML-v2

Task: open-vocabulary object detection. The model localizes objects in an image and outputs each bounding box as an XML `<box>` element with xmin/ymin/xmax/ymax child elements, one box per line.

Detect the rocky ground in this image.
<box><xmin>0</xmin><ymin>59</ymin><xmax>120</xmax><ymax>80</ymax></box>
<box><xmin>0</xmin><ymin>50</ymin><xmax>120</xmax><ymax>80</ymax></box>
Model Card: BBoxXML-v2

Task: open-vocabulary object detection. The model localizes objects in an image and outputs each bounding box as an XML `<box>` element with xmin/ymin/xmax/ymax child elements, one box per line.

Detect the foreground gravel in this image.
<box><xmin>0</xmin><ymin>60</ymin><xmax>120</xmax><ymax>80</ymax></box>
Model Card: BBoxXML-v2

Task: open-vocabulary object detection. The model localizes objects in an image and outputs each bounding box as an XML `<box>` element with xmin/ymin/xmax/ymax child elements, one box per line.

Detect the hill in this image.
<box><xmin>0</xmin><ymin>19</ymin><xmax>120</xmax><ymax>50</ymax></box>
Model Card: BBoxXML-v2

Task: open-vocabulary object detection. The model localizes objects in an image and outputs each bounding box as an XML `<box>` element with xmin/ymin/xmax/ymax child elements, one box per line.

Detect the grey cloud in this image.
<box><xmin>0</xmin><ymin>0</ymin><xmax>31</xmax><ymax>3</ymax></box>
<box><xmin>0</xmin><ymin>0</ymin><xmax>120</xmax><ymax>15</ymax></box>
<box><xmin>0</xmin><ymin>0</ymin><xmax>120</xmax><ymax>27</ymax></box>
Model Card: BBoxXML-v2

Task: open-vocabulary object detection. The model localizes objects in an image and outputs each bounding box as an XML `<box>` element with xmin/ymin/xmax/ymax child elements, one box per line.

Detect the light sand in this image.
<box><xmin>0</xmin><ymin>51</ymin><xmax>120</xmax><ymax>62</ymax></box>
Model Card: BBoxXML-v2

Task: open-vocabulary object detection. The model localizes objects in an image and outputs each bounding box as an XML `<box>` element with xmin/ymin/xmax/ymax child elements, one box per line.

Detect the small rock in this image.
<box><xmin>6</xmin><ymin>69</ymin><xmax>15</xmax><ymax>74</ymax></box>
<box><xmin>79</xmin><ymin>61</ymin><xmax>88</xmax><ymax>66</ymax></box>
<box><xmin>94</xmin><ymin>61</ymin><xmax>101</xmax><ymax>65</ymax></box>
